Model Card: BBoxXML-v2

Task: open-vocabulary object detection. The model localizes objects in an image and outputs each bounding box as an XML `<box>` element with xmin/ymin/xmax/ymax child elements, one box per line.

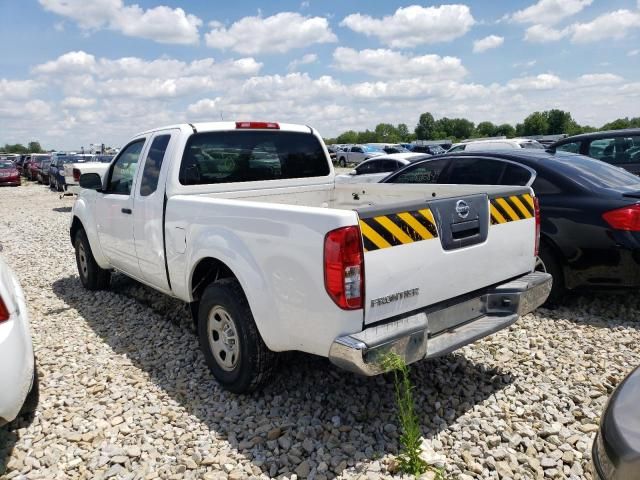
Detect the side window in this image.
<box><xmin>140</xmin><ymin>134</ymin><xmax>171</xmax><ymax>196</ymax></box>
<box><xmin>447</xmin><ymin>158</ymin><xmax>506</xmax><ymax>184</ymax></box>
<box><xmin>588</xmin><ymin>139</ymin><xmax>616</xmax><ymax>163</ymax></box>
<box><xmin>501</xmin><ymin>164</ymin><xmax>533</xmax><ymax>186</ymax></box>
<box><xmin>107</xmin><ymin>139</ymin><xmax>145</xmax><ymax>195</ymax></box>
<box><xmin>356</xmin><ymin>161</ymin><xmax>376</xmax><ymax>174</ymax></box>
<box><xmin>532</xmin><ymin>175</ymin><xmax>562</xmax><ymax>195</ymax></box>
<box><xmin>390</xmin><ymin>159</ymin><xmax>449</xmax><ymax>184</ymax></box>
<box><xmin>556</xmin><ymin>141</ymin><xmax>580</xmax><ymax>154</ymax></box>
<box><xmin>381</xmin><ymin>160</ymin><xmax>398</xmax><ymax>171</ymax></box>
<box><xmin>448</xmin><ymin>145</ymin><xmax>466</xmax><ymax>153</ymax></box>
<box><xmin>353</xmin><ymin>147</ymin><xmax>363</xmax><ymax>153</ymax></box>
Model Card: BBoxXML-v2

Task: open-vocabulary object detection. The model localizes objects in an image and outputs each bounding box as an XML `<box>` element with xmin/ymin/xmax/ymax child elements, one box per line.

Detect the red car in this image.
<box><xmin>26</xmin><ymin>155</ymin><xmax>50</xmax><ymax>181</ymax></box>
<box><xmin>0</xmin><ymin>159</ymin><xmax>20</xmax><ymax>186</ymax></box>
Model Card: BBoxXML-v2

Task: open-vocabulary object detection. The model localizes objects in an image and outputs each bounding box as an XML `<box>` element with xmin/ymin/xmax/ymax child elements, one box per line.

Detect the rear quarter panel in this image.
<box><xmin>165</xmin><ymin>196</ymin><xmax>365</xmax><ymax>355</ymax></box>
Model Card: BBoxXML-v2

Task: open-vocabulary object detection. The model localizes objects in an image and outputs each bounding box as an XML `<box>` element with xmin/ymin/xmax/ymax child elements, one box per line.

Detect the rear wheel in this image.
<box><xmin>339</xmin><ymin>158</ymin><xmax>346</xmax><ymax>167</ymax></box>
<box><xmin>74</xmin><ymin>229</ymin><xmax>111</xmax><ymax>290</ymax></box>
<box><xmin>535</xmin><ymin>243</ymin><xmax>565</xmax><ymax>304</ymax></box>
<box><xmin>197</xmin><ymin>279</ymin><xmax>276</xmax><ymax>393</ymax></box>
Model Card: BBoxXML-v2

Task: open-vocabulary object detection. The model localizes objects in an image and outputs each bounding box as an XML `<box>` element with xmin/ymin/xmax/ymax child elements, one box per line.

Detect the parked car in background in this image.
<box><xmin>383</xmin><ymin>150</ymin><xmax>640</xmax><ymax>302</ymax></box>
<box><xmin>409</xmin><ymin>144</ymin><xmax>447</xmax><ymax>155</ymax></box>
<box><xmin>335</xmin><ymin>153</ymin><xmax>427</xmax><ymax>183</ymax></box>
<box><xmin>0</xmin><ymin>255</ymin><xmax>38</xmax><ymax>425</ymax></box>
<box><xmin>448</xmin><ymin>138</ymin><xmax>545</xmax><ymax>153</ymax></box>
<box><xmin>64</xmin><ymin>154</ymin><xmax>113</xmax><ymax>194</ymax></box>
<box><xmin>37</xmin><ymin>158</ymin><xmax>52</xmax><ymax>184</ymax></box>
<box><xmin>0</xmin><ymin>159</ymin><xmax>21</xmax><ymax>186</ymax></box>
<box><xmin>326</xmin><ymin>145</ymin><xmax>339</xmax><ymax>162</ymax></box>
<box><xmin>381</xmin><ymin>144</ymin><xmax>411</xmax><ymax>154</ymax></box>
<box><xmin>19</xmin><ymin>156</ymin><xmax>32</xmax><ymax>177</ymax></box>
<box><xmin>550</xmin><ymin>128</ymin><xmax>640</xmax><ymax>175</ymax></box>
<box><xmin>49</xmin><ymin>155</ymin><xmax>73</xmax><ymax>191</ymax></box>
<box><xmin>592</xmin><ymin>365</ymin><xmax>640</xmax><ymax>480</ymax></box>
<box><xmin>335</xmin><ymin>144</ymin><xmax>385</xmax><ymax>167</ymax></box>
<box><xmin>26</xmin><ymin>155</ymin><xmax>49</xmax><ymax>181</ymax></box>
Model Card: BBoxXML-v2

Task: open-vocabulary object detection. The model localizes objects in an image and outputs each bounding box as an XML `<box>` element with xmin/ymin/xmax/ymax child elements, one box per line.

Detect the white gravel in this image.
<box><xmin>1</xmin><ymin>182</ymin><xmax>640</xmax><ymax>480</ymax></box>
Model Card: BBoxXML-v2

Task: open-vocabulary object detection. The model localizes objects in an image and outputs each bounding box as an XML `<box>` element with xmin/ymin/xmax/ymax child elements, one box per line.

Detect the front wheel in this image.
<box><xmin>338</xmin><ymin>158</ymin><xmax>346</xmax><ymax>168</ymax></box>
<box><xmin>74</xmin><ymin>229</ymin><xmax>111</xmax><ymax>290</ymax></box>
<box><xmin>198</xmin><ymin>279</ymin><xmax>276</xmax><ymax>393</ymax></box>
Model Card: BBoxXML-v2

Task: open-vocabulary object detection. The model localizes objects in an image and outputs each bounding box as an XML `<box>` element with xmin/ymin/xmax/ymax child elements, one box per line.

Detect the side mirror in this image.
<box><xmin>79</xmin><ymin>172</ymin><xmax>103</xmax><ymax>191</ymax></box>
<box><xmin>349</xmin><ymin>169</ymin><xmax>357</xmax><ymax>176</ymax></box>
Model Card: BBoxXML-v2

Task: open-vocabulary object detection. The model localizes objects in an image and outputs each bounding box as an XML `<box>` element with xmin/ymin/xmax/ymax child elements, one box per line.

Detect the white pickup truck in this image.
<box><xmin>64</xmin><ymin>155</ymin><xmax>113</xmax><ymax>194</ymax></box>
<box><xmin>70</xmin><ymin>121</ymin><xmax>551</xmax><ymax>393</ymax></box>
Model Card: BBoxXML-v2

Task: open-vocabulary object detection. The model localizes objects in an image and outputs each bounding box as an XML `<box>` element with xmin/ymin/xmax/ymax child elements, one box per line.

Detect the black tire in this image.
<box><xmin>338</xmin><ymin>158</ymin><xmax>346</xmax><ymax>167</ymax></box>
<box><xmin>20</xmin><ymin>362</ymin><xmax>39</xmax><ymax>416</ymax></box>
<box><xmin>197</xmin><ymin>279</ymin><xmax>276</xmax><ymax>394</ymax></box>
<box><xmin>74</xmin><ymin>229</ymin><xmax>111</xmax><ymax>290</ymax></box>
<box><xmin>536</xmin><ymin>243</ymin><xmax>565</xmax><ymax>304</ymax></box>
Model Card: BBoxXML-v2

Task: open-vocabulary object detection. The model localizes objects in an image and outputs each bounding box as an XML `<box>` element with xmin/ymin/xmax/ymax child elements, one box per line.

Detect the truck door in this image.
<box><xmin>132</xmin><ymin>130</ymin><xmax>179</xmax><ymax>292</ymax></box>
<box><xmin>95</xmin><ymin>138</ymin><xmax>146</xmax><ymax>277</ymax></box>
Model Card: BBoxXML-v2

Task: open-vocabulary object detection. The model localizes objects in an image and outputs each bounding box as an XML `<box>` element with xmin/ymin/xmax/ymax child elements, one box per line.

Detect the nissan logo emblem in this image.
<box><xmin>456</xmin><ymin>200</ymin><xmax>470</xmax><ymax>219</ymax></box>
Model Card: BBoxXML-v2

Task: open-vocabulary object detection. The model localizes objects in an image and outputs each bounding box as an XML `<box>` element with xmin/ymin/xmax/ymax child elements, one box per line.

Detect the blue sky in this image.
<box><xmin>1</xmin><ymin>0</ymin><xmax>639</xmax><ymax>149</ymax></box>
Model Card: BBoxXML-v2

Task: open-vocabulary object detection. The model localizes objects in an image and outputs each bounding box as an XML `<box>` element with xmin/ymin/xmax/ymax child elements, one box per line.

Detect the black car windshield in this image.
<box><xmin>554</xmin><ymin>153</ymin><xmax>640</xmax><ymax>190</ymax></box>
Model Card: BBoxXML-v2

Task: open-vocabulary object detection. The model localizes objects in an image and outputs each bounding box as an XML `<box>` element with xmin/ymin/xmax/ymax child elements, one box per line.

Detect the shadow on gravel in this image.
<box><xmin>52</xmin><ymin>206</ymin><xmax>72</xmax><ymax>213</ymax></box>
<box><xmin>542</xmin><ymin>290</ymin><xmax>640</xmax><ymax>329</ymax></box>
<box><xmin>52</xmin><ymin>274</ymin><xmax>511</xmax><ymax>476</ymax></box>
<box><xmin>0</xmin><ymin>412</ymin><xmax>37</xmax><ymax>474</ymax></box>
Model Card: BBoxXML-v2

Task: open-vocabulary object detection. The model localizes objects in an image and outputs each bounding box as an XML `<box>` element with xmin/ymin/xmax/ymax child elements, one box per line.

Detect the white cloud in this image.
<box><xmin>576</xmin><ymin>73</ymin><xmax>624</xmax><ymax>86</ymax></box>
<box><xmin>333</xmin><ymin>47</ymin><xmax>467</xmax><ymax>80</ymax></box>
<box><xmin>33</xmin><ymin>51</ymin><xmax>96</xmax><ymax>74</ymax></box>
<box><xmin>288</xmin><ymin>53</ymin><xmax>319</xmax><ymax>71</ymax></box>
<box><xmin>39</xmin><ymin>0</ymin><xmax>202</xmax><ymax>44</ymax></box>
<box><xmin>0</xmin><ymin>79</ymin><xmax>41</xmax><ymax>99</ymax></box>
<box><xmin>508</xmin><ymin>0</ymin><xmax>592</xmax><ymax>25</ymax></box>
<box><xmin>472</xmin><ymin>35</ymin><xmax>504</xmax><ymax>53</ymax></box>
<box><xmin>60</xmin><ymin>97</ymin><xmax>96</xmax><ymax>108</ymax></box>
<box><xmin>205</xmin><ymin>12</ymin><xmax>336</xmax><ymax>55</ymax></box>
<box><xmin>524</xmin><ymin>24</ymin><xmax>568</xmax><ymax>43</ymax></box>
<box><xmin>340</xmin><ymin>4</ymin><xmax>475</xmax><ymax>48</ymax></box>
<box><xmin>629</xmin><ymin>49</ymin><xmax>640</xmax><ymax>56</ymax></box>
<box><xmin>570</xmin><ymin>9</ymin><xmax>640</xmax><ymax>43</ymax></box>
<box><xmin>513</xmin><ymin>60</ymin><xmax>537</xmax><ymax>68</ymax></box>
<box><xmin>506</xmin><ymin>74</ymin><xmax>563</xmax><ymax>91</ymax></box>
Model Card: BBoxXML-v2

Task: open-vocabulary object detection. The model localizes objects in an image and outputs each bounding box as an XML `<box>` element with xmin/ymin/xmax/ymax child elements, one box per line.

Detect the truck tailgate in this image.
<box><xmin>358</xmin><ymin>188</ymin><xmax>536</xmax><ymax>325</ymax></box>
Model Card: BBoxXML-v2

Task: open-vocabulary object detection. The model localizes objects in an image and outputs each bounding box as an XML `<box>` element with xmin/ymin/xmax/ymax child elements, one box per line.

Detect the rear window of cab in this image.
<box><xmin>179</xmin><ymin>131</ymin><xmax>330</xmax><ymax>185</ymax></box>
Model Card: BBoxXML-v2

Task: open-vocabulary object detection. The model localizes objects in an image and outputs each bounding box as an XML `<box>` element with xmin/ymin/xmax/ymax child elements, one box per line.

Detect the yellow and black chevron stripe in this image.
<box><xmin>490</xmin><ymin>193</ymin><xmax>534</xmax><ymax>225</ymax></box>
<box><xmin>359</xmin><ymin>208</ymin><xmax>438</xmax><ymax>252</ymax></box>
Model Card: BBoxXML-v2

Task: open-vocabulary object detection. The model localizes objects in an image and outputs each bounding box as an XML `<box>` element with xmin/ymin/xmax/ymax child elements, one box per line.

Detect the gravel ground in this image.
<box><xmin>1</xmin><ymin>182</ymin><xmax>640</xmax><ymax>480</ymax></box>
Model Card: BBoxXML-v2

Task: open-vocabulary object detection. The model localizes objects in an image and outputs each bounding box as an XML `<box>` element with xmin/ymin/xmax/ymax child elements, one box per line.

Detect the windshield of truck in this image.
<box><xmin>179</xmin><ymin>131</ymin><xmax>330</xmax><ymax>185</ymax></box>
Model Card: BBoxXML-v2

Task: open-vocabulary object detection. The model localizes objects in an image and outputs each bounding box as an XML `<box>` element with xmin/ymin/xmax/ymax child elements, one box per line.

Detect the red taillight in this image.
<box><xmin>324</xmin><ymin>226</ymin><xmax>364</xmax><ymax>310</ymax></box>
<box><xmin>602</xmin><ymin>204</ymin><xmax>640</xmax><ymax>231</ymax></box>
<box><xmin>0</xmin><ymin>296</ymin><xmax>9</xmax><ymax>323</ymax></box>
<box><xmin>534</xmin><ymin>196</ymin><xmax>541</xmax><ymax>256</ymax></box>
<box><xmin>73</xmin><ymin>168</ymin><xmax>81</xmax><ymax>182</ymax></box>
<box><xmin>235</xmin><ymin>121</ymin><xmax>280</xmax><ymax>130</ymax></box>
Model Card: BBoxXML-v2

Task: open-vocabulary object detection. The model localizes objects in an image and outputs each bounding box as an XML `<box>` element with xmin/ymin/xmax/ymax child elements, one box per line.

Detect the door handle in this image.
<box><xmin>121</xmin><ymin>208</ymin><xmax>132</xmax><ymax>214</ymax></box>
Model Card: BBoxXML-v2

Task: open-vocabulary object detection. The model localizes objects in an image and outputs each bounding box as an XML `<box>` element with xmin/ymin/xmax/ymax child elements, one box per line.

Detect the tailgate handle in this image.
<box><xmin>451</xmin><ymin>219</ymin><xmax>480</xmax><ymax>240</ymax></box>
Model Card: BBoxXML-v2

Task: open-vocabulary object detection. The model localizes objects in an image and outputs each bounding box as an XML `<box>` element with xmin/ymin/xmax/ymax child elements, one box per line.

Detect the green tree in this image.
<box><xmin>414</xmin><ymin>112</ymin><xmax>436</xmax><ymax>140</ymax></box>
<box><xmin>545</xmin><ymin>109</ymin><xmax>573</xmax><ymax>135</ymax></box>
<box><xmin>495</xmin><ymin>123</ymin><xmax>516</xmax><ymax>137</ymax></box>
<box><xmin>374</xmin><ymin>123</ymin><xmax>400</xmax><ymax>143</ymax></box>
<box><xmin>28</xmin><ymin>141</ymin><xmax>43</xmax><ymax>153</ymax></box>
<box><xmin>476</xmin><ymin>121</ymin><xmax>497</xmax><ymax>137</ymax></box>
<box><xmin>601</xmin><ymin>117</ymin><xmax>633</xmax><ymax>131</ymax></box>
<box><xmin>522</xmin><ymin>112</ymin><xmax>548</xmax><ymax>136</ymax></box>
<box><xmin>357</xmin><ymin>129</ymin><xmax>377</xmax><ymax>143</ymax></box>
<box><xmin>3</xmin><ymin>143</ymin><xmax>28</xmax><ymax>153</ymax></box>
<box><xmin>396</xmin><ymin>123</ymin><xmax>410</xmax><ymax>142</ymax></box>
<box><xmin>335</xmin><ymin>130</ymin><xmax>358</xmax><ymax>144</ymax></box>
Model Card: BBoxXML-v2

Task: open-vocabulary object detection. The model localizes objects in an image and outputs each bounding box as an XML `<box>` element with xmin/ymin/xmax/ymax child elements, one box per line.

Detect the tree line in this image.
<box><xmin>2</xmin><ymin>141</ymin><xmax>44</xmax><ymax>154</ymax></box>
<box><xmin>326</xmin><ymin>111</ymin><xmax>640</xmax><ymax>145</ymax></box>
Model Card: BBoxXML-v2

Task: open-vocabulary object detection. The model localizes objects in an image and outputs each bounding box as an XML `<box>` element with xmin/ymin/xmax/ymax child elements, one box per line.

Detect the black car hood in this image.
<box><xmin>601</xmin><ymin>365</ymin><xmax>640</xmax><ymax>477</ymax></box>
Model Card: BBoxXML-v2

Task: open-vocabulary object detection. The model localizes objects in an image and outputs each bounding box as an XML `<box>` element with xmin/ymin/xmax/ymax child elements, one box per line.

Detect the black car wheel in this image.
<box><xmin>535</xmin><ymin>243</ymin><xmax>565</xmax><ymax>304</ymax></box>
<box><xmin>74</xmin><ymin>229</ymin><xmax>111</xmax><ymax>290</ymax></box>
<box><xmin>197</xmin><ymin>279</ymin><xmax>276</xmax><ymax>393</ymax></box>
<box><xmin>338</xmin><ymin>158</ymin><xmax>346</xmax><ymax>167</ymax></box>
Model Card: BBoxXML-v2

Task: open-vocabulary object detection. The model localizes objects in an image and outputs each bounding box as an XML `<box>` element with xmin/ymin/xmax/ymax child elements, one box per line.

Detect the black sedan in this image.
<box><xmin>593</xmin><ymin>365</ymin><xmax>640</xmax><ymax>479</ymax></box>
<box><xmin>382</xmin><ymin>149</ymin><xmax>640</xmax><ymax>302</ymax></box>
<box><xmin>551</xmin><ymin>128</ymin><xmax>640</xmax><ymax>175</ymax></box>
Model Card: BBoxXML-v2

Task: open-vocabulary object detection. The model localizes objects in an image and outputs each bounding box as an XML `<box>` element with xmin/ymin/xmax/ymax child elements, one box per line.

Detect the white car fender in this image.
<box><xmin>71</xmin><ymin>192</ymin><xmax>110</xmax><ymax>269</ymax></box>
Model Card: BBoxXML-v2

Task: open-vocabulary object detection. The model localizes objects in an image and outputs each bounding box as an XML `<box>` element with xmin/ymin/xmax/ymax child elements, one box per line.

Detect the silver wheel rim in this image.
<box><xmin>78</xmin><ymin>243</ymin><xmax>88</xmax><ymax>280</ymax></box>
<box><xmin>207</xmin><ymin>306</ymin><xmax>240</xmax><ymax>372</ymax></box>
<box><xmin>535</xmin><ymin>256</ymin><xmax>546</xmax><ymax>272</ymax></box>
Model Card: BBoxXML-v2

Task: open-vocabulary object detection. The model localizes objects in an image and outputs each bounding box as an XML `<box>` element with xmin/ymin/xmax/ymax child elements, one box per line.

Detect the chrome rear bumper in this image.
<box><xmin>328</xmin><ymin>271</ymin><xmax>552</xmax><ymax>375</ymax></box>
